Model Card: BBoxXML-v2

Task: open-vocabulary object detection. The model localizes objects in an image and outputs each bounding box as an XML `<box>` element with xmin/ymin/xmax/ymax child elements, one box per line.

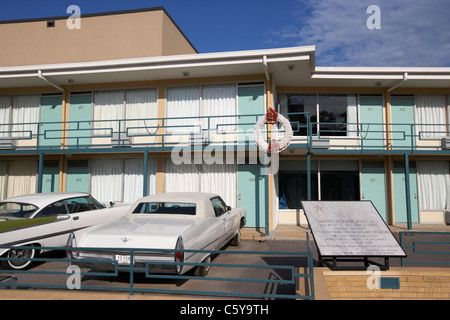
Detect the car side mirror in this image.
<box><xmin>226</xmin><ymin>206</ymin><xmax>231</xmax><ymax>212</ymax></box>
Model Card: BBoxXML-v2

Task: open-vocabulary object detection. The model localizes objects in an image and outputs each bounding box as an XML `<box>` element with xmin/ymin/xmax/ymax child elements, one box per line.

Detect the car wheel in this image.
<box><xmin>2</xmin><ymin>246</ymin><xmax>36</xmax><ymax>270</ymax></box>
<box><xmin>195</xmin><ymin>255</ymin><xmax>211</xmax><ymax>277</ymax></box>
<box><xmin>230</xmin><ymin>229</ymin><xmax>241</xmax><ymax>246</ymax></box>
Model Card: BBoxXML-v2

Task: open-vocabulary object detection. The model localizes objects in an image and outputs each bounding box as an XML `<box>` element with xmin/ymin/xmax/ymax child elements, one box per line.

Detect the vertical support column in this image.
<box><xmin>61</xmin><ymin>89</ymin><xmax>68</xmax><ymax>148</ymax></box>
<box><xmin>157</xmin><ymin>84</ymin><xmax>165</xmax><ymax>147</ymax></box>
<box><xmin>143</xmin><ymin>151</ymin><xmax>148</xmax><ymax>197</ymax></box>
<box><xmin>37</xmin><ymin>152</ymin><xmax>44</xmax><ymax>193</ymax></box>
<box><xmin>264</xmin><ymin>152</ymin><xmax>270</xmax><ymax>237</ymax></box>
<box><xmin>156</xmin><ymin>154</ymin><xmax>164</xmax><ymax>194</ymax></box>
<box><xmin>307</xmin><ymin>152</ymin><xmax>311</xmax><ymax>201</ymax></box>
<box><xmin>404</xmin><ymin>153</ymin><xmax>412</xmax><ymax>230</ymax></box>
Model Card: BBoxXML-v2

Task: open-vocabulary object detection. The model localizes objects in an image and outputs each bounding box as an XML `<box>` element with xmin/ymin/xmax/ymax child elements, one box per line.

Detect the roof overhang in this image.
<box><xmin>1</xmin><ymin>45</ymin><xmax>449</xmax><ymax>90</ymax></box>
<box><xmin>308</xmin><ymin>66</ymin><xmax>450</xmax><ymax>89</ymax></box>
<box><xmin>0</xmin><ymin>46</ymin><xmax>315</xmax><ymax>89</ymax></box>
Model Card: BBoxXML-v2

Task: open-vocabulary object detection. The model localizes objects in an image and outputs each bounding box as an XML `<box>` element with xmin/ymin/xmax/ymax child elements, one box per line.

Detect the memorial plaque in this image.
<box><xmin>302</xmin><ymin>201</ymin><xmax>406</xmax><ymax>258</ymax></box>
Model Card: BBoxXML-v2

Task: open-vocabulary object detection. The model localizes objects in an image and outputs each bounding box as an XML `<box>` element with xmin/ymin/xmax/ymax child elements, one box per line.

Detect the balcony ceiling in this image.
<box><xmin>0</xmin><ymin>46</ymin><xmax>450</xmax><ymax>89</ymax></box>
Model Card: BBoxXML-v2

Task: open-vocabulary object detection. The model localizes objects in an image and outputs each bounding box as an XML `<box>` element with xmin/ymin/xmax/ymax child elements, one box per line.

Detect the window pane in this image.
<box><xmin>318</xmin><ymin>95</ymin><xmax>348</xmax><ymax>136</ymax></box>
<box><xmin>279</xmin><ymin>171</ymin><xmax>318</xmax><ymax>209</ymax></box>
<box><xmin>285</xmin><ymin>95</ymin><xmax>317</xmax><ymax>136</ymax></box>
<box><xmin>66</xmin><ymin>197</ymin><xmax>96</xmax><ymax>213</ymax></box>
<box><xmin>35</xmin><ymin>201</ymin><xmax>67</xmax><ymax>218</ymax></box>
<box><xmin>320</xmin><ymin>171</ymin><xmax>360</xmax><ymax>201</ymax></box>
<box><xmin>0</xmin><ymin>202</ymin><xmax>38</xmax><ymax>219</ymax></box>
<box><xmin>211</xmin><ymin>197</ymin><xmax>227</xmax><ymax>217</ymax></box>
<box><xmin>133</xmin><ymin>202</ymin><xmax>196</xmax><ymax>215</ymax></box>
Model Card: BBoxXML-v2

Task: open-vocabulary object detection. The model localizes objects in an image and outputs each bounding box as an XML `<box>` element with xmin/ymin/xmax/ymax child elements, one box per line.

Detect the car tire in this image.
<box><xmin>230</xmin><ymin>229</ymin><xmax>241</xmax><ymax>246</ymax></box>
<box><xmin>2</xmin><ymin>246</ymin><xmax>36</xmax><ymax>270</ymax></box>
<box><xmin>195</xmin><ymin>255</ymin><xmax>211</xmax><ymax>277</ymax></box>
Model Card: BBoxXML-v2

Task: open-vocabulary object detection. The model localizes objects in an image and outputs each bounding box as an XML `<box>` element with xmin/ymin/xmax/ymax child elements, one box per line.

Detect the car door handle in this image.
<box><xmin>72</xmin><ymin>216</ymin><xmax>79</xmax><ymax>220</ymax></box>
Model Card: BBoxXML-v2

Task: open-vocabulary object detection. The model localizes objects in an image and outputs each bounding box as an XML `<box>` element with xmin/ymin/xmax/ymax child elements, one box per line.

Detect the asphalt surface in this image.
<box><xmin>3</xmin><ymin>239</ymin><xmax>314</xmax><ymax>299</ymax></box>
<box><xmin>0</xmin><ymin>226</ymin><xmax>448</xmax><ymax>300</ymax></box>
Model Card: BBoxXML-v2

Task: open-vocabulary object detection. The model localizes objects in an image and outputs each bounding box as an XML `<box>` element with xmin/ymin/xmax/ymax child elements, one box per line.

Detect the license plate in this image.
<box><xmin>115</xmin><ymin>254</ymin><xmax>132</xmax><ymax>265</ymax></box>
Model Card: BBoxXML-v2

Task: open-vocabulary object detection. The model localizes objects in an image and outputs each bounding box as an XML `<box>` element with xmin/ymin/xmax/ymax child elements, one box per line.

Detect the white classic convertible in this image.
<box><xmin>0</xmin><ymin>192</ymin><xmax>130</xmax><ymax>270</ymax></box>
<box><xmin>68</xmin><ymin>192</ymin><xmax>246</xmax><ymax>276</ymax></box>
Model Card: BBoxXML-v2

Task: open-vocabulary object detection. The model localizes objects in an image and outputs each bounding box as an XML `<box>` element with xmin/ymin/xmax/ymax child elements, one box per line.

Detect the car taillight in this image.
<box><xmin>67</xmin><ymin>233</ymin><xmax>78</xmax><ymax>260</ymax></box>
<box><xmin>174</xmin><ymin>237</ymin><xmax>184</xmax><ymax>275</ymax></box>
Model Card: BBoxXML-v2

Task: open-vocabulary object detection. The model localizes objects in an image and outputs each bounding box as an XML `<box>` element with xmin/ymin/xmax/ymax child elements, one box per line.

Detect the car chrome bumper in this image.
<box><xmin>69</xmin><ymin>251</ymin><xmax>181</xmax><ymax>274</ymax></box>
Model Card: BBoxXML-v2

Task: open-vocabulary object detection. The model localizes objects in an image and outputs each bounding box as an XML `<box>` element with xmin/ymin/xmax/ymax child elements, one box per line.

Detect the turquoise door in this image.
<box><xmin>361</xmin><ymin>164</ymin><xmax>387</xmax><ymax>221</ymax></box>
<box><xmin>238</xmin><ymin>165</ymin><xmax>267</xmax><ymax>228</ymax></box>
<box><xmin>359</xmin><ymin>97</ymin><xmax>385</xmax><ymax>149</ymax></box>
<box><xmin>40</xmin><ymin>96</ymin><xmax>63</xmax><ymax>147</ymax></box>
<box><xmin>238</xmin><ymin>85</ymin><xmax>265</xmax><ymax>133</ymax></box>
<box><xmin>391</xmin><ymin>97</ymin><xmax>415</xmax><ymax>149</ymax></box>
<box><xmin>66</xmin><ymin>160</ymin><xmax>89</xmax><ymax>193</ymax></box>
<box><xmin>69</xmin><ymin>94</ymin><xmax>92</xmax><ymax>148</ymax></box>
<box><xmin>393</xmin><ymin>165</ymin><xmax>419</xmax><ymax>224</ymax></box>
<box><xmin>42</xmin><ymin>162</ymin><xmax>60</xmax><ymax>193</ymax></box>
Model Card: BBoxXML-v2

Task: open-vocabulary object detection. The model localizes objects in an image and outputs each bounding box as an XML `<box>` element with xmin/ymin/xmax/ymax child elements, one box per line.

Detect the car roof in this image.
<box><xmin>138</xmin><ymin>192</ymin><xmax>220</xmax><ymax>203</ymax></box>
<box><xmin>0</xmin><ymin>192</ymin><xmax>91</xmax><ymax>208</ymax></box>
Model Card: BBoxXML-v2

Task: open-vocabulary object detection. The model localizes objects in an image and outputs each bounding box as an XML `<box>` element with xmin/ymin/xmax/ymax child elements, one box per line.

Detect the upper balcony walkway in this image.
<box><xmin>0</xmin><ymin>112</ymin><xmax>449</xmax><ymax>156</ymax></box>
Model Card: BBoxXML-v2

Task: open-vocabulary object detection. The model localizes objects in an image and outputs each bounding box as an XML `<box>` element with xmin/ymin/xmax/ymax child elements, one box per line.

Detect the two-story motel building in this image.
<box><xmin>0</xmin><ymin>7</ymin><xmax>449</xmax><ymax>234</ymax></box>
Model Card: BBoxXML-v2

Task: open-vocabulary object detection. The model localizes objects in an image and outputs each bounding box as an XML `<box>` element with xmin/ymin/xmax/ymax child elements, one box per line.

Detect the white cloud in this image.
<box><xmin>267</xmin><ymin>0</ymin><xmax>450</xmax><ymax>67</ymax></box>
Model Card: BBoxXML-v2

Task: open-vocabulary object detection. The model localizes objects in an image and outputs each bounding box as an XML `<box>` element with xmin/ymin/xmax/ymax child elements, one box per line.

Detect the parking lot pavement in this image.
<box><xmin>0</xmin><ymin>224</ymin><xmax>448</xmax><ymax>300</ymax></box>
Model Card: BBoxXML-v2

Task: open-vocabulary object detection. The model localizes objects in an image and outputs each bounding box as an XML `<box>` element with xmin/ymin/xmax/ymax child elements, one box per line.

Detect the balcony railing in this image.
<box><xmin>0</xmin><ymin>112</ymin><xmax>449</xmax><ymax>154</ymax></box>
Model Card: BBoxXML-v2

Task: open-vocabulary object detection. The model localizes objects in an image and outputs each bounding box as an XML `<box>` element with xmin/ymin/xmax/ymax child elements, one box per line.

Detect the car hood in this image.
<box><xmin>77</xmin><ymin>215</ymin><xmax>197</xmax><ymax>250</ymax></box>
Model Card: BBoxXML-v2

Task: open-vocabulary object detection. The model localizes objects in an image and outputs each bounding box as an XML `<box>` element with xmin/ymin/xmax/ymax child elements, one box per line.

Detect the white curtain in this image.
<box><xmin>164</xmin><ymin>160</ymin><xmax>200</xmax><ymax>192</ymax></box>
<box><xmin>93</xmin><ymin>91</ymin><xmax>124</xmax><ymax>135</ymax></box>
<box><xmin>6</xmin><ymin>160</ymin><xmax>37</xmax><ymax>198</ymax></box>
<box><xmin>125</xmin><ymin>89</ymin><xmax>158</xmax><ymax>136</ymax></box>
<box><xmin>0</xmin><ymin>97</ymin><xmax>11</xmax><ymax>138</ymax></box>
<box><xmin>202</xmin><ymin>84</ymin><xmax>237</xmax><ymax>132</ymax></box>
<box><xmin>11</xmin><ymin>95</ymin><xmax>40</xmax><ymax>137</ymax></box>
<box><xmin>415</xmin><ymin>95</ymin><xmax>446</xmax><ymax>138</ymax></box>
<box><xmin>90</xmin><ymin>159</ymin><xmax>123</xmax><ymax>203</ymax></box>
<box><xmin>201</xmin><ymin>163</ymin><xmax>237</xmax><ymax>208</ymax></box>
<box><xmin>164</xmin><ymin>159</ymin><xmax>237</xmax><ymax>207</ymax></box>
<box><xmin>0</xmin><ymin>161</ymin><xmax>7</xmax><ymax>200</ymax></box>
<box><xmin>123</xmin><ymin>159</ymin><xmax>143</xmax><ymax>204</ymax></box>
<box><xmin>347</xmin><ymin>95</ymin><xmax>358</xmax><ymax>137</ymax></box>
<box><xmin>122</xmin><ymin>158</ymin><xmax>157</xmax><ymax>203</ymax></box>
<box><xmin>166</xmin><ymin>86</ymin><xmax>201</xmax><ymax>134</ymax></box>
<box><xmin>417</xmin><ymin>161</ymin><xmax>450</xmax><ymax>210</ymax></box>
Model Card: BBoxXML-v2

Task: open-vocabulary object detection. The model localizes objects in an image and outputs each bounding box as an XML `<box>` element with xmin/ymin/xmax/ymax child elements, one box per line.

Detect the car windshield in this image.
<box><xmin>0</xmin><ymin>202</ymin><xmax>38</xmax><ymax>220</ymax></box>
<box><xmin>132</xmin><ymin>202</ymin><xmax>196</xmax><ymax>215</ymax></box>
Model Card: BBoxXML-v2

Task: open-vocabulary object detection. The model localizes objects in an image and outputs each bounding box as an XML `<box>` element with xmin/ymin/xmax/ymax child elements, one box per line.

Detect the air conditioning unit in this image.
<box><xmin>0</xmin><ymin>138</ymin><xmax>16</xmax><ymax>149</ymax></box>
<box><xmin>111</xmin><ymin>133</ymin><xmax>131</xmax><ymax>147</ymax></box>
<box><xmin>189</xmin><ymin>132</ymin><xmax>209</xmax><ymax>146</ymax></box>
<box><xmin>311</xmin><ymin>136</ymin><xmax>330</xmax><ymax>148</ymax></box>
<box><xmin>445</xmin><ymin>210</ymin><xmax>450</xmax><ymax>225</ymax></box>
<box><xmin>441</xmin><ymin>137</ymin><xmax>450</xmax><ymax>149</ymax></box>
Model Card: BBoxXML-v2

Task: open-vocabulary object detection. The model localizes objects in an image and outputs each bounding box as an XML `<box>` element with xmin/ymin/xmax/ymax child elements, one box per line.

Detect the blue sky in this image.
<box><xmin>1</xmin><ymin>0</ymin><xmax>449</xmax><ymax>67</ymax></box>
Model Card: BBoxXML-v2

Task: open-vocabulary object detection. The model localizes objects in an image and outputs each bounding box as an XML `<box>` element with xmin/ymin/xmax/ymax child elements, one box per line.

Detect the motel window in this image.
<box><xmin>278</xmin><ymin>94</ymin><xmax>317</xmax><ymax>136</ymax></box>
<box><xmin>278</xmin><ymin>160</ymin><xmax>360</xmax><ymax>209</ymax></box>
<box><xmin>279</xmin><ymin>171</ymin><xmax>318</xmax><ymax>209</ymax></box>
<box><xmin>165</xmin><ymin>84</ymin><xmax>237</xmax><ymax>135</ymax></box>
<box><xmin>0</xmin><ymin>95</ymin><xmax>40</xmax><ymax>138</ymax></box>
<box><xmin>278</xmin><ymin>94</ymin><xmax>357</xmax><ymax>137</ymax></box>
<box><xmin>318</xmin><ymin>95</ymin><xmax>357</xmax><ymax>137</ymax></box>
<box><xmin>92</xmin><ymin>88</ymin><xmax>158</xmax><ymax>136</ymax></box>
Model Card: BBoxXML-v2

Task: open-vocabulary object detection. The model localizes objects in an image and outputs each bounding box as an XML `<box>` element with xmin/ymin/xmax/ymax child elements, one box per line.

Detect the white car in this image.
<box><xmin>0</xmin><ymin>192</ymin><xmax>130</xmax><ymax>270</ymax></box>
<box><xmin>68</xmin><ymin>192</ymin><xmax>246</xmax><ymax>276</ymax></box>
